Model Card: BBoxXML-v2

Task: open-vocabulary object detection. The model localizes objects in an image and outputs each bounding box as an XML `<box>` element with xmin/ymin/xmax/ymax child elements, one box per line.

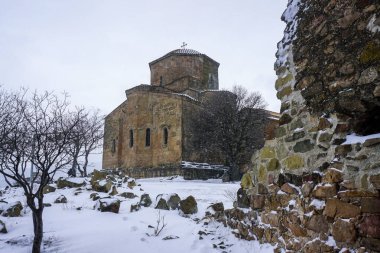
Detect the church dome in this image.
<box><xmin>149</xmin><ymin>48</ymin><xmax>205</xmax><ymax>66</ymax></box>
<box><xmin>165</xmin><ymin>48</ymin><xmax>203</xmax><ymax>56</ymax></box>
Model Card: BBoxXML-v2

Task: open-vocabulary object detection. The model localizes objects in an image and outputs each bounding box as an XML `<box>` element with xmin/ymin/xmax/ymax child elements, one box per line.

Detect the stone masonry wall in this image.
<box><xmin>238</xmin><ymin>0</ymin><xmax>380</xmax><ymax>252</ymax></box>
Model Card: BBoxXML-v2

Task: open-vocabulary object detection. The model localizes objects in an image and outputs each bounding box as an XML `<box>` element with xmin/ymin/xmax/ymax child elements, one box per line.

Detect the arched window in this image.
<box><xmin>129</xmin><ymin>129</ymin><xmax>134</xmax><ymax>148</ymax></box>
<box><xmin>163</xmin><ymin>127</ymin><xmax>168</xmax><ymax>145</ymax></box>
<box><xmin>111</xmin><ymin>139</ymin><xmax>116</xmax><ymax>153</ymax></box>
<box><xmin>145</xmin><ymin>128</ymin><xmax>151</xmax><ymax>147</ymax></box>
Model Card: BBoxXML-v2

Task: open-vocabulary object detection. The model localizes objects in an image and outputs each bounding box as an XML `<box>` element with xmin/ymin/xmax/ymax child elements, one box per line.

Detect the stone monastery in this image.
<box><xmin>102</xmin><ymin>48</ymin><xmax>278</xmax><ymax>178</ymax></box>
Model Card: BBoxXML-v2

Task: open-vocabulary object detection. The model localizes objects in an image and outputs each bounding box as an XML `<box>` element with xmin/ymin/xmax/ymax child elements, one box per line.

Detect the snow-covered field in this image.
<box><xmin>0</xmin><ymin>177</ymin><xmax>274</xmax><ymax>253</ymax></box>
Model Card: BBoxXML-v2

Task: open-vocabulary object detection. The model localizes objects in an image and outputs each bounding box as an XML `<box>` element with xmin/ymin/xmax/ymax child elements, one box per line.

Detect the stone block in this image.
<box><xmin>323</xmin><ymin>199</ymin><xmax>360</xmax><ymax>218</ymax></box>
<box><xmin>322</xmin><ymin>168</ymin><xmax>343</xmax><ymax>183</ymax></box>
<box><xmin>306</xmin><ymin>214</ymin><xmax>329</xmax><ymax>233</ymax></box>
<box><xmin>261</xmin><ymin>212</ymin><xmax>279</xmax><ymax>227</ymax></box>
<box><xmin>301</xmin><ymin>182</ymin><xmax>314</xmax><ymax>197</ymax></box>
<box><xmin>260</xmin><ymin>147</ymin><xmax>276</xmax><ymax>159</ymax></box>
<box><xmin>359</xmin><ymin>215</ymin><xmax>380</xmax><ymax>239</ymax></box>
<box><xmin>332</xmin><ymin>219</ymin><xmax>356</xmax><ymax>243</ymax></box>
<box><xmin>361</xmin><ymin>198</ymin><xmax>380</xmax><ymax>213</ymax></box>
<box><xmin>281</xmin><ymin>183</ymin><xmax>299</xmax><ymax>195</ymax></box>
<box><xmin>267</xmin><ymin>158</ymin><xmax>280</xmax><ymax>171</ymax></box>
<box><xmin>312</xmin><ymin>184</ymin><xmax>337</xmax><ymax>198</ymax></box>
<box><xmin>293</xmin><ymin>139</ymin><xmax>314</xmax><ymax>153</ymax></box>
<box><xmin>370</xmin><ymin>174</ymin><xmax>380</xmax><ymax>189</ymax></box>
<box><xmin>284</xmin><ymin>155</ymin><xmax>305</xmax><ymax>170</ymax></box>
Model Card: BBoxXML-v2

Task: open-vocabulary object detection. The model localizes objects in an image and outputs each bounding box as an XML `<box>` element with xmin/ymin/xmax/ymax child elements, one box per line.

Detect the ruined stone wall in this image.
<box><xmin>243</xmin><ymin>0</ymin><xmax>380</xmax><ymax>252</ymax></box>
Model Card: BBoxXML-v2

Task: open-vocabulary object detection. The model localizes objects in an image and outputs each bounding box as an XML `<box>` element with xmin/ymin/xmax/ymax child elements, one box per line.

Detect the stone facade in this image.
<box><xmin>231</xmin><ymin>0</ymin><xmax>380</xmax><ymax>252</ymax></box>
<box><xmin>103</xmin><ymin>48</ymin><xmax>279</xmax><ymax>179</ymax></box>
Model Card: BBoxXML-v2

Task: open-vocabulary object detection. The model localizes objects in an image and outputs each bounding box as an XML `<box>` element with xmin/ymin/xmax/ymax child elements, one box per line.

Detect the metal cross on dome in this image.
<box><xmin>181</xmin><ymin>42</ymin><xmax>187</xmax><ymax>49</ymax></box>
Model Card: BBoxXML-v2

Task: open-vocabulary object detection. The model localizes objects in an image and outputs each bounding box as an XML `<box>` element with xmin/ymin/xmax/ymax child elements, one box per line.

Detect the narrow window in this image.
<box><xmin>129</xmin><ymin>129</ymin><xmax>134</xmax><ymax>148</ymax></box>
<box><xmin>111</xmin><ymin>139</ymin><xmax>116</xmax><ymax>153</ymax></box>
<box><xmin>163</xmin><ymin>127</ymin><xmax>168</xmax><ymax>145</ymax></box>
<box><xmin>160</xmin><ymin>76</ymin><xmax>163</xmax><ymax>86</ymax></box>
<box><xmin>145</xmin><ymin>128</ymin><xmax>151</xmax><ymax>147</ymax></box>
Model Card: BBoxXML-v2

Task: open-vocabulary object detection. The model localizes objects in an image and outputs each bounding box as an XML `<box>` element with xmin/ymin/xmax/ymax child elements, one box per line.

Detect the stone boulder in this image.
<box><xmin>90</xmin><ymin>169</ymin><xmax>108</xmax><ymax>184</ymax></box>
<box><xmin>90</xmin><ymin>193</ymin><xmax>100</xmax><ymax>201</ymax></box>
<box><xmin>119</xmin><ymin>192</ymin><xmax>137</xmax><ymax>199</ymax></box>
<box><xmin>54</xmin><ymin>195</ymin><xmax>67</xmax><ymax>204</ymax></box>
<box><xmin>140</xmin><ymin>193</ymin><xmax>152</xmax><ymax>207</ymax></box>
<box><xmin>130</xmin><ymin>203</ymin><xmax>141</xmax><ymax>212</ymax></box>
<box><xmin>43</xmin><ymin>185</ymin><xmax>56</xmax><ymax>194</ymax></box>
<box><xmin>167</xmin><ymin>194</ymin><xmax>181</xmax><ymax>210</ymax></box>
<box><xmin>56</xmin><ymin>177</ymin><xmax>86</xmax><ymax>189</ymax></box>
<box><xmin>179</xmin><ymin>196</ymin><xmax>198</xmax><ymax>214</ymax></box>
<box><xmin>0</xmin><ymin>201</ymin><xmax>23</xmax><ymax>217</ymax></box>
<box><xmin>92</xmin><ymin>179</ymin><xmax>113</xmax><ymax>193</ymax></box>
<box><xmin>95</xmin><ymin>198</ymin><xmax>121</xmax><ymax>213</ymax></box>
<box><xmin>0</xmin><ymin>220</ymin><xmax>7</xmax><ymax>233</ymax></box>
<box><xmin>155</xmin><ymin>195</ymin><xmax>169</xmax><ymax>210</ymax></box>
<box><xmin>208</xmin><ymin>202</ymin><xmax>224</xmax><ymax>213</ymax></box>
<box><xmin>126</xmin><ymin>178</ymin><xmax>137</xmax><ymax>189</ymax></box>
<box><xmin>109</xmin><ymin>186</ymin><xmax>118</xmax><ymax>196</ymax></box>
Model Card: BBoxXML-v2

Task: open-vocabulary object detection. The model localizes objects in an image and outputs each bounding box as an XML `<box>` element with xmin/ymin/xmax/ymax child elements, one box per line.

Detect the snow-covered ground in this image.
<box><xmin>0</xmin><ymin>176</ymin><xmax>274</xmax><ymax>253</ymax></box>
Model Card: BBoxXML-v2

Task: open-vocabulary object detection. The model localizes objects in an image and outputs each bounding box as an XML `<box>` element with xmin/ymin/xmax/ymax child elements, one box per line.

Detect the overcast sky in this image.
<box><xmin>0</xmin><ymin>0</ymin><xmax>288</xmax><ymax>114</ymax></box>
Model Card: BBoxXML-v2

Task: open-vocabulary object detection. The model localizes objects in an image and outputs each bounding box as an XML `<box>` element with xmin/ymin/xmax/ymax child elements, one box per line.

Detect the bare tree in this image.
<box><xmin>0</xmin><ymin>88</ymin><xmax>82</xmax><ymax>253</ymax></box>
<box><xmin>67</xmin><ymin>108</ymin><xmax>104</xmax><ymax>177</ymax></box>
<box><xmin>192</xmin><ymin>85</ymin><xmax>268</xmax><ymax>181</ymax></box>
<box><xmin>80</xmin><ymin>110</ymin><xmax>104</xmax><ymax>177</ymax></box>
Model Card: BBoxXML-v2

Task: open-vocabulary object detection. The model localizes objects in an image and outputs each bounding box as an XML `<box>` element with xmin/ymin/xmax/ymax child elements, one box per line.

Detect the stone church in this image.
<box><xmin>102</xmin><ymin>48</ymin><xmax>278</xmax><ymax>178</ymax></box>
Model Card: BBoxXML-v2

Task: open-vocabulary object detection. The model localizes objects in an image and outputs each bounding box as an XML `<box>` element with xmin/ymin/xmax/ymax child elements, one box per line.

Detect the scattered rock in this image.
<box><xmin>250</xmin><ymin>194</ymin><xmax>265</xmax><ymax>210</ymax></box>
<box><xmin>56</xmin><ymin>177</ymin><xmax>86</xmax><ymax>189</ymax></box>
<box><xmin>162</xmin><ymin>235</ymin><xmax>179</xmax><ymax>240</ymax></box>
<box><xmin>119</xmin><ymin>192</ymin><xmax>137</xmax><ymax>199</ymax></box>
<box><xmin>179</xmin><ymin>196</ymin><xmax>198</xmax><ymax>214</ymax></box>
<box><xmin>0</xmin><ymin>201</ymin><xmax>23</xmax><ymax>217</ymax></box>
<box><xmin>0</xmin><ymin>220</ymin><xmax>7</xmax><ymax>233</ymax></box>
<box><xmin>167</xmin><ymin>194</ymin><xmax>181</xmax><ymax>210</ymax></box>
<box><xmin>43</xmin><ymin>203</ymin><xmax>52</xmax><ymax>207</ymax></box>
<box><xmin>90</xmin><ymin>193</ymin><xmax>100</xmax><ymax>201</ymax></box>
<box><xmin>95</xmin><ymin>198</ymin><xmax>120</xmax><ymax>213</ymax></box>
<box><xmin>92</xmin><ymin>179</ymin><xmax>113</xmax><ymax>193</ymax></box>
<box><xmin>43</xmin><ymin>185</ymin><xmax>56</xmax><ymax>194</ymax></box>
<box><xmin>155</xmin><ymin>195</ymin><xmax>169</xmax><ymax>210</ymax></box>
<box><xmin>54</xmin><ymin>195</ymin><xmax>67</xmax><ymax>204</ymax></box>
<box><xmin>109</xmin><ymin>185</ymin><xmax>118</xmax><ymax>196</ymax></box>
<box><xmin>130</xmin><ymin>203</ymin><xmax>141</xmax><ymax>212</ymax></box>
<box><xmin>127</xmin><ymin>179</ymin><xmax>137</xmax><ymax>189</ymax></box>
<box><xmin>208</xmin><ymin>202</ymin><xmax>224</xmax><ymax>213</ymax></box>
<box><xmin>140</xmin><ymin>194</ymin><xmax>152</xmax><ymax>207</ymax></box>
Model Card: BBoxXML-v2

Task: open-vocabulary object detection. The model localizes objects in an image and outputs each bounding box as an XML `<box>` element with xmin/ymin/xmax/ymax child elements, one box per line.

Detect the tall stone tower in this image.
<box><xmin>149</xmin><ymin>48</ymin><xmax>219</xmax><ymax>92</ymax></box>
